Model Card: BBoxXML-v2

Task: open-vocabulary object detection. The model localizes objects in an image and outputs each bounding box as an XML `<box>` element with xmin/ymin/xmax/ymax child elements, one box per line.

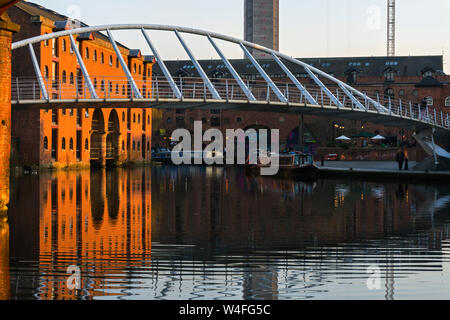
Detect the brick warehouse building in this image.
<box><xmin>9</xmin><ymin>2</ymin><xmax>155</xmax><ymax>168</ymax></box>
<box><xmin>153</xmin><ymin>56</ymin><xmax>450</xmax><ymax>151</ymax></box>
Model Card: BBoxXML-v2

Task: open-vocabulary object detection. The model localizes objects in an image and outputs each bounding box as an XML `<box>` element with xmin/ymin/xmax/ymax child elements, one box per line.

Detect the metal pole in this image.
<box><xmin>208</xmin><ymin>35</ymin><xmax>255</xmax><ymax>101</ymax></box>
<box><xmin>28</xmin><ymin>43</ymin><xmax>49</xmax><ymax>100</ymax></box>
<box><xmin>141</xmin><ymin>28</ymin><xmax>182</xmax><ymax>99</ymax></box>
<box><xmin>69</xmin><ymin>34</ymin><xmax>98</xmax><ymax>99</ymax></box>
<box><xmin>16</xmin><ymin>77</ymin><xmax>19</xmax><ymax>100</ymax></box>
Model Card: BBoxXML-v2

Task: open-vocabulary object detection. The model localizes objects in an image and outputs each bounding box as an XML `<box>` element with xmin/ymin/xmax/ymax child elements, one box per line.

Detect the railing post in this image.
<box><xmin>226</xmin><ymin>79</ymin><xmax>229</xmax><ymax>100</ymax></box>
<box><xmin>180</xmin><ymin>77</ymin><xmax>183</xmax><ymax>98</ymax></box>
<box><xmin>441</xmin><ymin>111</ymin><xmax>444</xmax><ymax>127</ymax></box>
<box><xmin>15</xmin><ymin>77</ymin><xmax>19</xmax><ymax>100</ymax></box>
<box><xmin>75</xmin><ymin>77</ymin><xmax>78</xmax><ymax>100</ymax></box>
<box><xmin>447</xmin><ymin>113</ymin><xmax>449</xmax><ymax>127</ymax></box>
<box><xmin>59</xmin><ymin>78</ymin><xmax>62</xmax><ymax>99</ymax></box>
<box><xmin>434</xmin><ymin>109</ymin><xmax>437</xmax><ymax>125</ymax></box>
<box><xmin>156</xmin><ymin>77</ymin><xmax>159</xmax><ymax>99</ymax></box>
<box><xmin>33</xmin><ymin>81</ymin><xmax>36</xmax><ymax>100</ymax></box>
<box><xmin>410</xmin><ymin>102</ymin><xmax>413</xmax><ymax>119</ymax></box>
<box><xmin>46</xmin><ymin>78</ymin><xmax>50</xmax><ymax>101</ymax></box>
<box><xmin>266</xmin><ymin>83</ymin><xmax>270</xmax><ymax>102</ymax></box>
<box><xmin>231</xmin><ymin>84</ymin><xmax>234</xmax><ymax>100</ymax></box>
<box><xmin>320</xmin><ymin>88</ymin><xmax>324</xmax><ymax>106</ymax></box>
<box><xmin>399</xmin><ymin>99</ymin><xmax>403</xmax><ymax>117</ymax></box>
<box><xmin>388</xmin><ymin>96</ymin><xmax>392</xmax><ymax>114</ymax></box>
<box><xmin>193</xmin><ymin>82</ymin><xmax>196</xmax><ymax>99</ymax></box>
<box><xmin>203</xmin><ymin>82</ymin><xmax>206</xmax><ymax>100</ymax></box>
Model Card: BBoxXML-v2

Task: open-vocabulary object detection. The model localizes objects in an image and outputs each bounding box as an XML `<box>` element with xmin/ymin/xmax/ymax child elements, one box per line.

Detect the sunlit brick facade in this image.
<box><xmin>9</xmin><ymin>2</ymin><xmax>154</xmax><ymax>168</ymax></box>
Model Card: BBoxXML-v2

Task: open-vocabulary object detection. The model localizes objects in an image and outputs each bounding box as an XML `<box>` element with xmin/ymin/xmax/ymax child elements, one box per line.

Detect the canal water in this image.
<box><xmin>1</xmin><ymin>166</ymin><xmax>450</xmax><ymax>300</ymax></box>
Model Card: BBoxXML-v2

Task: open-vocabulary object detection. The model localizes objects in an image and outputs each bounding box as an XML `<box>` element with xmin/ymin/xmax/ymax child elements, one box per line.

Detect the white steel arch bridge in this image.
<box><xmin>10</xmin><ymin>24</ymin><xmax>450</xmax><ymax>140</ymax></box>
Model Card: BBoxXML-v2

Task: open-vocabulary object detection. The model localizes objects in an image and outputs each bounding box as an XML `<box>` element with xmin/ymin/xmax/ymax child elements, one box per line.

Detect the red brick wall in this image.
<box><xmin>9</xmin><ymin>9</ymin><xmax>154</xmax><ymax>167</ymax></box>
<box><xmin>0</xmin><ymin>27</ymin><xmax>13</xmax><ymax>211</ymax></box>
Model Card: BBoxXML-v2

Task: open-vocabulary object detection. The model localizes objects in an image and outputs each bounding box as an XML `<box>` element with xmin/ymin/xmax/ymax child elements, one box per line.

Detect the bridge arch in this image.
<box><xmin>91</xmin><ymin>108</ymin><xmax>105</xmax><ymax>162</ymax></box>
<box><xmin>9</xmin><ymin>23</ymin><xmax>450</xmax><ymax>136</ymax></box>
<box><xmin>106</xmin><ymin>109</ymin><xmax>120</xmax><ymax>161</ymax></box>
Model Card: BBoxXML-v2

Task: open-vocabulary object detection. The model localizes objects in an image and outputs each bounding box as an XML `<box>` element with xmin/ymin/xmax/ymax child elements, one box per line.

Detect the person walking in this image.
<box><xmin>395</xmin><ymin>148</ymin><xmax>405</xmax><ymax>171</ymax></box>
<box><xmin>403</xmin><ymin>147</ymin><xmax>409</xmax><ymax>171</ymax></box>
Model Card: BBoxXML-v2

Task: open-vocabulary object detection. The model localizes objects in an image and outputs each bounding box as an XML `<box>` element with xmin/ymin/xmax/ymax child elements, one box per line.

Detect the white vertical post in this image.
<box><xmin>15</xmin><ymin>77</ymin><xmax>19</xmax><ymax>100</ymax></box>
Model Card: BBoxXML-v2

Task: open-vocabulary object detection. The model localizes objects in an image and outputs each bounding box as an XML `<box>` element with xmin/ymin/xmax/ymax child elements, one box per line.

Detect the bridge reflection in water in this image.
<box><xmin>2</xmin><ymin>167</ymin><xmax>450</xmax><ymax>300</ymax></box>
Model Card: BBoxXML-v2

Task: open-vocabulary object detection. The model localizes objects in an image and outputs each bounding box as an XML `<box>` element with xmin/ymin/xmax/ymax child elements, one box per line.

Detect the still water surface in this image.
<box><xmin>1</xmin><ymin>166</ymin><xmax>450</xmax><ymax>300</ymax></box>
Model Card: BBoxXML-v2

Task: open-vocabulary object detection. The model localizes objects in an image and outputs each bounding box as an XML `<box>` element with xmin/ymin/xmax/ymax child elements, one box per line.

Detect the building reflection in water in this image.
<box><xmin>5</xmin><ymin>166</ymin><xmax>450</xmax><ymax>300</ymax></box>
<box><xmin>0</xmin><ymin>214</ymin><xmax>9</xmax><ymax>300</ymax></box>
<box><xmin>8</xmin><ymin>168</ymin><xmax>152</xmax><ymax>299</ymax></box>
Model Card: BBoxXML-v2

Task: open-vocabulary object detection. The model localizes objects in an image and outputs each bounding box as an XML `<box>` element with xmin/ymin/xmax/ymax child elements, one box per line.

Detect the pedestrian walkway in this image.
<box><xmin>315</xmin><ymin>161</ymin><xmax>450</xmax><ymax>183</ymax></box>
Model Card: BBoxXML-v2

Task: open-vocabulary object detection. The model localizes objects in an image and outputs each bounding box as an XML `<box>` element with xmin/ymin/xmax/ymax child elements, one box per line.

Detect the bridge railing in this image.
<box><xmin>11</xmin><ymin>75</ymin><xmax>450</xmax><ymax>129</ymax></box>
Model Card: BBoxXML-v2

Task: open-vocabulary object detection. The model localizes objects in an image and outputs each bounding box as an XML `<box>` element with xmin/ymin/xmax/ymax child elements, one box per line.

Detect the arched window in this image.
<box><xmin>116</xmin><ymin>84</ymin><xmax>119</xmax><ymax>94</ymax></box>
<box><xmin>384</xmin><ymin>68</ymin><xmax>396</xmax><ymax>82</ymax></box>
<box><xmin>44</xmin><ymin>66</ymin><xmax>49</xmax><ymax>79</ymax></box>
<box><xmin>122</xmin><ymin>85</ymin><xmax>126</xmax><ymax>96</ymax></box>
<box><xmin>85</xmin><ymin>138</ymin><xmax>89</xmax><ymax>150</ymax></box>
<box><xmin>426</xmin><ymin>96</ymin><xmax>434</xmax><ymax>106</ymax></box>
<box><xmin>133</xmin><ymin>64</ymin><xmax>136</xmax><ymax>73</ymax></box>
<box><xmin>122</xmin><ymin>112</ymin><xmax>125</xmax><ymax>122</ymax></box>
<box><xmin>109</xmin><ymin>55</ymin><xmax>113</xmax><ymax>66</ymax></box>
<box><xmin>101</xmin><ymin>80</ymin><xmax>105</xmax><ymax>91</ymax></box>
<box><xmin>62</xmin><ymin>39</ymin><xmax>66</xmax><ymax>52</ymax></box>
<box><xmin>122</xmin><ymin>140</ymin><xmax>125</xmax><ymax>151</ymax></box>
<box><xmin>384</xmin><ymin>88</ymin><xmax>395</xmax><ymax>101</ymax></box>
<box><xmin>43</xmin><ymin>136</ymin><xmax>48</xmax><ymax>150</ymax></box>
<box><xmin>147</xmin><ymin>116</ymin><xmax>150</xmax><ymax>125</ymax></box>
<box><xmin>94</xmin><ymin>78</ymin><xmax>97</xmax><ymax>89</ymax></box>
<box><xmin>62</xmin><ymin>138</ymin><xmax>66</xmax><ymax>150</ymax></box>
<box><xmin>137</xmin><ymin>141</ymin><xmax>140</xmax><ymax>151</ymax></box>
<box><xmin>133</xmin><ymin>113</ymin><xmax>136</xmax><ymax>123</ymax></box>
<box><xmin>85</xmin><ymin>47</ymin><xmax>89</xmax><ymax>60</ymax></box>
<box><xmin>445</xmin><ymin>97</ymin><xmax>450</xmax><ymax>107</ymax></box>
<box><xmin>147</xmin><ymin>142</ymin><xmax>150</xmax><ymax>151</ymax></box>
<box><xmin>138</xmin><ymin>114</ymin><xmax>141</xmax><ymax>124</ymax></box>
<box><xmin>62</xmin><ymin>70</ymin><xmax>67</xmax><ymax>83</ymax></box>
<box><xmin>93</xmin><ymin>50</ymin><xmax>97</xmax><ymax>62</ymax></box>
<box><xmin>69</xmin><ymin>138</ymin><xmax>74</xmax><ymax>150</ymax></box>
<box><xmin>399</xmin><ymin>89</ymin><xmax>405</xmax><ymax>97</ymax></box>
<box><xmin>132</xmin><ymin>141</ymin><xmax>136</xmax><ymax>151</ymax></box>
<box><xmin>101</xmin><ymin>52</ymin><xmax>104</xmax><ymax>64</ymax></box>
<box><xmin>116</xmin><ymin>58</ymin><xmax>119</xmax><ymax>68</ymax></box>
<box><xmin>70</xmin><ymin>72</ymin><xmax>74</xmax><ymax>85</ymax></box>
<box><xmin>423</xmin><ymin>70</ymin><xmax>434</xmax><ymax>78</ymax></box>
<box><xmin>138</xmin><ymin>65</ymin><xmax>142</xmax><ymax>75</ymax></box>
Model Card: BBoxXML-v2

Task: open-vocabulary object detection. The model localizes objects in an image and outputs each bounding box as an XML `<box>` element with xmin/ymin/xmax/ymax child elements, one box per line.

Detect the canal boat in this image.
<box><xmin>151</xmin><ymin>148</ymin><xmax>172</xmax><ymax>164</ymax></box>
<box><xmin>245</xmin><ymin>151</ymin><xmax>319</xmax><ymax>181</ymax></box>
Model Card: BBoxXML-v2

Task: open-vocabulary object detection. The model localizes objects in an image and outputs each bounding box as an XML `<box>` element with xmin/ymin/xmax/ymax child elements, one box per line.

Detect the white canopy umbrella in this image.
<box><xmin>336</xmin><ymin>135</ymin><xmax>351</xmax><ymax>141</ymax></box>
<box><xmin>371</xmin><ymin>135</ymin><xmax>386</xmax><ymax>140</ymax></box>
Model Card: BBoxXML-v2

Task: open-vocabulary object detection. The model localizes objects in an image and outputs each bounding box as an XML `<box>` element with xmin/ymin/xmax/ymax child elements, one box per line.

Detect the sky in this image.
<box><xmin>26</xmin><ymin>0</ymin><xmax>450</xmax><ymax>73</ymax></box>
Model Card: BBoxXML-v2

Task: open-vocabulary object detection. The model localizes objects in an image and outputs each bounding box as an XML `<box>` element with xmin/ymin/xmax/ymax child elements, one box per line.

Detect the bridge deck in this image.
<box><xmin>11</xmin><ymin>97</ymin><xmax>450</xmax><ymax>133</ymax></box>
